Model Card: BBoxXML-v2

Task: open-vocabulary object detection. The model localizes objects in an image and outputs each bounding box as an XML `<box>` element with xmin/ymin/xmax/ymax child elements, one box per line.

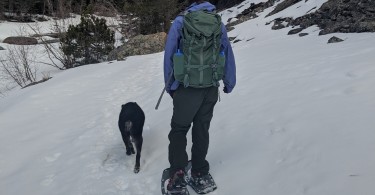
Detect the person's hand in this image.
<box><xmin>223</xmin><ymin>86</ymin><xmax>229</xmax><ymax>94</ymax></box>
<box><xmin>169</xmin><ymin>91</ymin><xmax>175</xmax><ymax>98</ymax></box>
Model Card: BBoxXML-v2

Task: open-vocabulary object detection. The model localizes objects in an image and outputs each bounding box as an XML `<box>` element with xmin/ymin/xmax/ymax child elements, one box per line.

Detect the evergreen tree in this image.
<box><xmin>124</xmin><ymin>0</ymin><xmax>182</xmax><ymax>34</ymax></box>
<box><xmin>60</xmin><ymin>15</ymin><xmax>115</xmax><ymax>68</ymax></box>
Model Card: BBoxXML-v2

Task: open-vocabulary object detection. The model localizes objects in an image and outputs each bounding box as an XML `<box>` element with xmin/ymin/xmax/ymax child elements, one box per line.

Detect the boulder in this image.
<box><xmin>328</xmin><ymin>36</ymin><xmax>344</xmax><ymax>43</ymax></box>
<box><xmin>288</xmin><ymin>27</ymin><xmax>304</xmax><ymax>35</ymax></box>
<box><xmin>3</xmin><ymin>36</ymin><xmax>38</xmax><ymax>45</ymax></box>
<box><xmin>109</xmin><ymin>32</ymin><xmax>166</xmax><ymax>61</ymax></box>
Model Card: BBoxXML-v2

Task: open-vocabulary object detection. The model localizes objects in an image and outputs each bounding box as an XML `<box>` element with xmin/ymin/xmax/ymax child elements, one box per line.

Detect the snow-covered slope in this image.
<box><xmin>1</xmin><ymin>1</ymin><xmax>375</xmax><ymax>195</ymax></box>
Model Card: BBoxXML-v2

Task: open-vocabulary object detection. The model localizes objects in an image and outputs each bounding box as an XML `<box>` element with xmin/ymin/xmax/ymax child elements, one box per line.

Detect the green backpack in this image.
<box><xmin>173</xmin><ymin>10</ymin><xmax>225</xmax><ymax>88</ymax></box>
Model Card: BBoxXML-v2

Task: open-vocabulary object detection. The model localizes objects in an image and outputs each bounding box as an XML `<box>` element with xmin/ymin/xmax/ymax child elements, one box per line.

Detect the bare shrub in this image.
<box><xmin>0</xmin><ymin>45</ymin><xmax>38</xmax><ymax>88</ymax></box>
<box><xmin>28</xmin><ymin>19</ymin><xmax>76</xmax><ymax>70</ymax></box>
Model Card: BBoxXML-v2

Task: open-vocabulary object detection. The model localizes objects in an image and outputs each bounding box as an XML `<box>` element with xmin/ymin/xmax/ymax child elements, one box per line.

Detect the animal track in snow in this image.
<box><xmin>44</xmin><ymin>153</ymin><xmax>61</xmax><ymax>162</ymax></box>
<box><xmin>114</xmin><ymin>176</ymin><xmax>129</xmax><ymax>191</ymax></box>
<box><xmin>40</xmin><ymin>174</ymin><xmax>55</xmax><ymax>186</ymax></box>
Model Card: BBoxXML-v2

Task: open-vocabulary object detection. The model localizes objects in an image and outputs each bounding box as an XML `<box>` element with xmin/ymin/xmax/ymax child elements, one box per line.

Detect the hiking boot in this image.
<box><xmin>167</xmin><ymin>169</ymin><xmax>188</xmax><ymax>194</ymax></box>
<box><xmin>189</xmin><ymin>172</ymin><xmax>217</xmax><ymax>194</ymax></box>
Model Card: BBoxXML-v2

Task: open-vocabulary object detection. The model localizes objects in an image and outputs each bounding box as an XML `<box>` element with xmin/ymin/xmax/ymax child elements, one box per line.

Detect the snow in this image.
<box><xmin>1</xmin><ymin>1</ymin><xmax>375</xmax><ymax>195</ymax></box>
<box><xmin>267</xmin><ymin>0</ymin><xmax>328</xmax><ymax>19</ymax></box>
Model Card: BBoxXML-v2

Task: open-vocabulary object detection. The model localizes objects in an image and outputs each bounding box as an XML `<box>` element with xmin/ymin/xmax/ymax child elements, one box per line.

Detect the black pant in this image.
<box><xmin>168</xmin><ymin>86</ymin><xmax>218</xmax><ymax>176</ymax></box>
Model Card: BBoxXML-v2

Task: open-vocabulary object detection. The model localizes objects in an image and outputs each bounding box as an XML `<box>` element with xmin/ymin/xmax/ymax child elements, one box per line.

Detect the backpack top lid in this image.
<box><xmin>183</xmin><ymin>10</ymin><xmax>222</xmax><ymax>37</ymax></box>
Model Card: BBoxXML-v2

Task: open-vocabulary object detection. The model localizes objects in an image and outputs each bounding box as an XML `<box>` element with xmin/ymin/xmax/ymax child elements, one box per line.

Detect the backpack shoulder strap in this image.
<box><xmin>178</xmin><ymin>10</ymin><xmax>189</xmax><ymax>17</ymax></box>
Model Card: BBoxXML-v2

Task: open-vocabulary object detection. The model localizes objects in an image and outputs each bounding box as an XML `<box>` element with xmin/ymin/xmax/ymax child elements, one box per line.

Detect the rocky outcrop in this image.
<box><xmin>108</xmin><ymin>32</ymin><xmax>166</xmax><ymax>61</ymax></box>
<box><xmin>3</xmin><ymin>36</ymin><xmax>38</xmax><ymax>45</ymax></box>
<box><xmin>226</xmin><ymin>0</ymin><xmax>279</xmax><ymax>30</ymax></box>
<box><xmin>229</xmin><ymin>0</ymin><xmax>375</xmax><ymax>35</ymax></box>
<box><xmin>266</xmin><ymin>0</ymin><xmax>302</xmax><ymax>17</ymax></box>
<box><xmin>271</xmin><ymin>17</ymin><xmax>293</xmax><ymax>30</ymax></box>
<box><xmin>291</xmin><ymin>0</ymin><xmax>375</xmax><ymax>35</ymax></box>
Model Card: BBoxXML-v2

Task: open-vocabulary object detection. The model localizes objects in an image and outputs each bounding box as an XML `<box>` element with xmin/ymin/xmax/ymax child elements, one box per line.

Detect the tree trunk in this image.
<box><xmin>0</xmin><ymin>0</ymin><xmax>4</xmax><ymax>19</ymax></box>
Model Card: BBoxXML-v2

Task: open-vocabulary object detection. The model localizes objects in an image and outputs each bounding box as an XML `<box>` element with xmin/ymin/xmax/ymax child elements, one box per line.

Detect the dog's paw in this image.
<box><xmin>134</xmin><ymin>166</ymin><xmax>140</xmax><ymax>174</ymax></box>
<box><xmin>126</xmin><ymin>150</ymin><xmax>132</xmax><ymax>156</ymax></box>
<box><xmin>131</xmin><ymin>148</ymin><xmax>135</xmax><ymax>154</ymax></box>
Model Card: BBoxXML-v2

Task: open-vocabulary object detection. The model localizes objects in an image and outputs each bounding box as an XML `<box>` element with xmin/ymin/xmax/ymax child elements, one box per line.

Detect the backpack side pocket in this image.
<box><xmin>216</xmin><ymin>51</ymin><xmax>225</xmax><ymax>80</ymax></box>
<box><xmin>173</xmin><ymin>50</ymin><xmax>185</xmax><ymax>80</ymax></box>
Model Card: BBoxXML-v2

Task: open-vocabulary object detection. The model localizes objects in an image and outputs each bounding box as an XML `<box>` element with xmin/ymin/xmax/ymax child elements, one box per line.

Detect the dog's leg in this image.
<box><xmin>121</xmin><ymin>132</ymin><xmax>133</xmax><ymax>156</ymax></box>
<box><xmin>133</xmin><ymin>135</ymin><xmax>143</xmax><ymax>173</ymax></box>
<box><xmin>124</xmin><ymin>121</ymin><xmax>135</xmax><ymax>155</ymax></box>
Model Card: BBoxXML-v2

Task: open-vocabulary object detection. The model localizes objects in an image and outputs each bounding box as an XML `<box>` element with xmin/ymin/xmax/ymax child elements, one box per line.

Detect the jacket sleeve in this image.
<box><xmin>220</xmin><ymin>24</ymin><xmax>236</xmax><ymax>93</ymax></box>
<box><xmin>164</xmin><ymin>17</ymin><xmax>182</xmax><ymax>94</ymax></box>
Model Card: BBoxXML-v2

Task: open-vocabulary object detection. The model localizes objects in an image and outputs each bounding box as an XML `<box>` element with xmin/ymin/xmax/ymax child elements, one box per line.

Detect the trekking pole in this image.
<box><xmin>218</xmin><ymin>89</ymin><xmax>221</xmax><ymax>102</ymax></box>
<box><xmin>155</xmin><ymin>71</ymin><xmax>174</xmax><ymax>110</ymax></box>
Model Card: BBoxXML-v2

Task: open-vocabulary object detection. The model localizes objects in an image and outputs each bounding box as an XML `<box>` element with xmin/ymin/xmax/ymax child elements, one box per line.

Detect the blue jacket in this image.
<box><xmin>164</xmin><ymin>2</ymin><xmax>236</xmax><ymax>94</ymax></box>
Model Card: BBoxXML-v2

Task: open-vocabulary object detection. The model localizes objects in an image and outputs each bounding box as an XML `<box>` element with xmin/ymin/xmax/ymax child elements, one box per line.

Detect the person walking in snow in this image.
<box><xmin>163</xmin><ymin>0</ymin><xmax>236</xmax><ymax>194</ymax></box>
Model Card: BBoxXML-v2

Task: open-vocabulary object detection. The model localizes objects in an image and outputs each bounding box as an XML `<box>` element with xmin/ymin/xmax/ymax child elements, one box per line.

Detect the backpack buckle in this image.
<box><xmin>211</xmin><ymin>63</ymin><xmax>218</xmax><ymax>69</ymax></box>
<box><xmin>183</xmin><ymin>74</ymin><xmax>190</xmax><ymax>88</ymax></box>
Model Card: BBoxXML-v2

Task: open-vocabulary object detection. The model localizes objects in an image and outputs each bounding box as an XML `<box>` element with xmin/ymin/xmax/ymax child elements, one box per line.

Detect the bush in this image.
<box><xmin>60</xmin><ymin>14</ymin><xmax>115</xmax><ymax>68</ymax></box>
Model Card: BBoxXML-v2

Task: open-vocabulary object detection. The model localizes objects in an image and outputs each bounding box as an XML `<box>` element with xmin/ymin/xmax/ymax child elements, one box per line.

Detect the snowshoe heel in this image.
<box><xmin>167</xmin><ymin>170</ymin><xmax>189</xmax><ymax>195</ymax></box>
<box><xmin>188</xmin><ymin>172</ymin><xmax>217</xmax><ymax>194</ymax></box>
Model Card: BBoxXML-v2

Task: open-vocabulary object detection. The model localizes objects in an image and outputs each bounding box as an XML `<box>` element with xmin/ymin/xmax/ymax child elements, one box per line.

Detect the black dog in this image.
<box><xmin>118</xmin><ymin>102</ymin><xmax>145</xmax><ymax>173</ymax></box>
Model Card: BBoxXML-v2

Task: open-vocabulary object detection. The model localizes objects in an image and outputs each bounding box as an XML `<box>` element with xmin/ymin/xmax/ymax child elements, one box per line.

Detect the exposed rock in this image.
<box><xmin>291</xmin><ymin>0</ymin><xmax>375</xmax><ymax>34</ymax></box>
<box><xmin>3</xmin><ymin>36</ymin><xmax>38</xmax><ymax>45</ymax></box>
<box><xmin>216</xmin><ymin>0</ymin><xmax>247</xmax><ymax>10</ymax></box>
<box><xmin>272</xmin><ymin>17</ymin><xmax>293</xmax><ymax>30</ymax></box>
<box><xmin>226</xmin><ymin>0</ymin><xmax>279</xmax><ymax>30</ymax></box>
<box><xmin>266</xmin><ymin>0</ymin><xmax>303</xmax><ymax>17</ymax></box>
<box><xmin>230</xmin><ymin>0</ymin><xmax>375</xmax><ymax>36</ymax></box>
<box><xmin>328</xmin><ymin>36</ymin><xmax>344</xmax><ymax>43</ymax></box>
<box><xmin>299</xmin><ymin>33</ymin><xmax>309</xmax><ymax>37</ymax></box>
<box><xmin>288</xmin><ymin>27</ymin><xmax>304</xmax><ymax>35</ymax></box>
<box><xmin>272</xmin><ymin>22</ymin><xmax>285</xmax><ymax>30</ymax></box>
<box><xmin>229</xmin><ymin>37</ymin><xmax>237</xmax><ymax>42</ymax></box>
<box><xmin>0</xmin><ymin>46</ymin><xmax>5</xmax><ymax>50</ymax></box>
<box><xmin>246</xmin><ymin>37</ymin><xmax>255</xmax><ymax>42</ymax></box>
<box><xmin>226</xmin><ymin>26</ymin><xmax>235</xmax><ymax>32</ymax></box>
<box><xmin>109</xmin><ymin>32</ymin><xmax>166</xmax><ymax>61</ymax></box>
<box><xmin>306</xmin><ymin>6</ymin><xmax>317</xmax><ymax>14</ymax></box>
